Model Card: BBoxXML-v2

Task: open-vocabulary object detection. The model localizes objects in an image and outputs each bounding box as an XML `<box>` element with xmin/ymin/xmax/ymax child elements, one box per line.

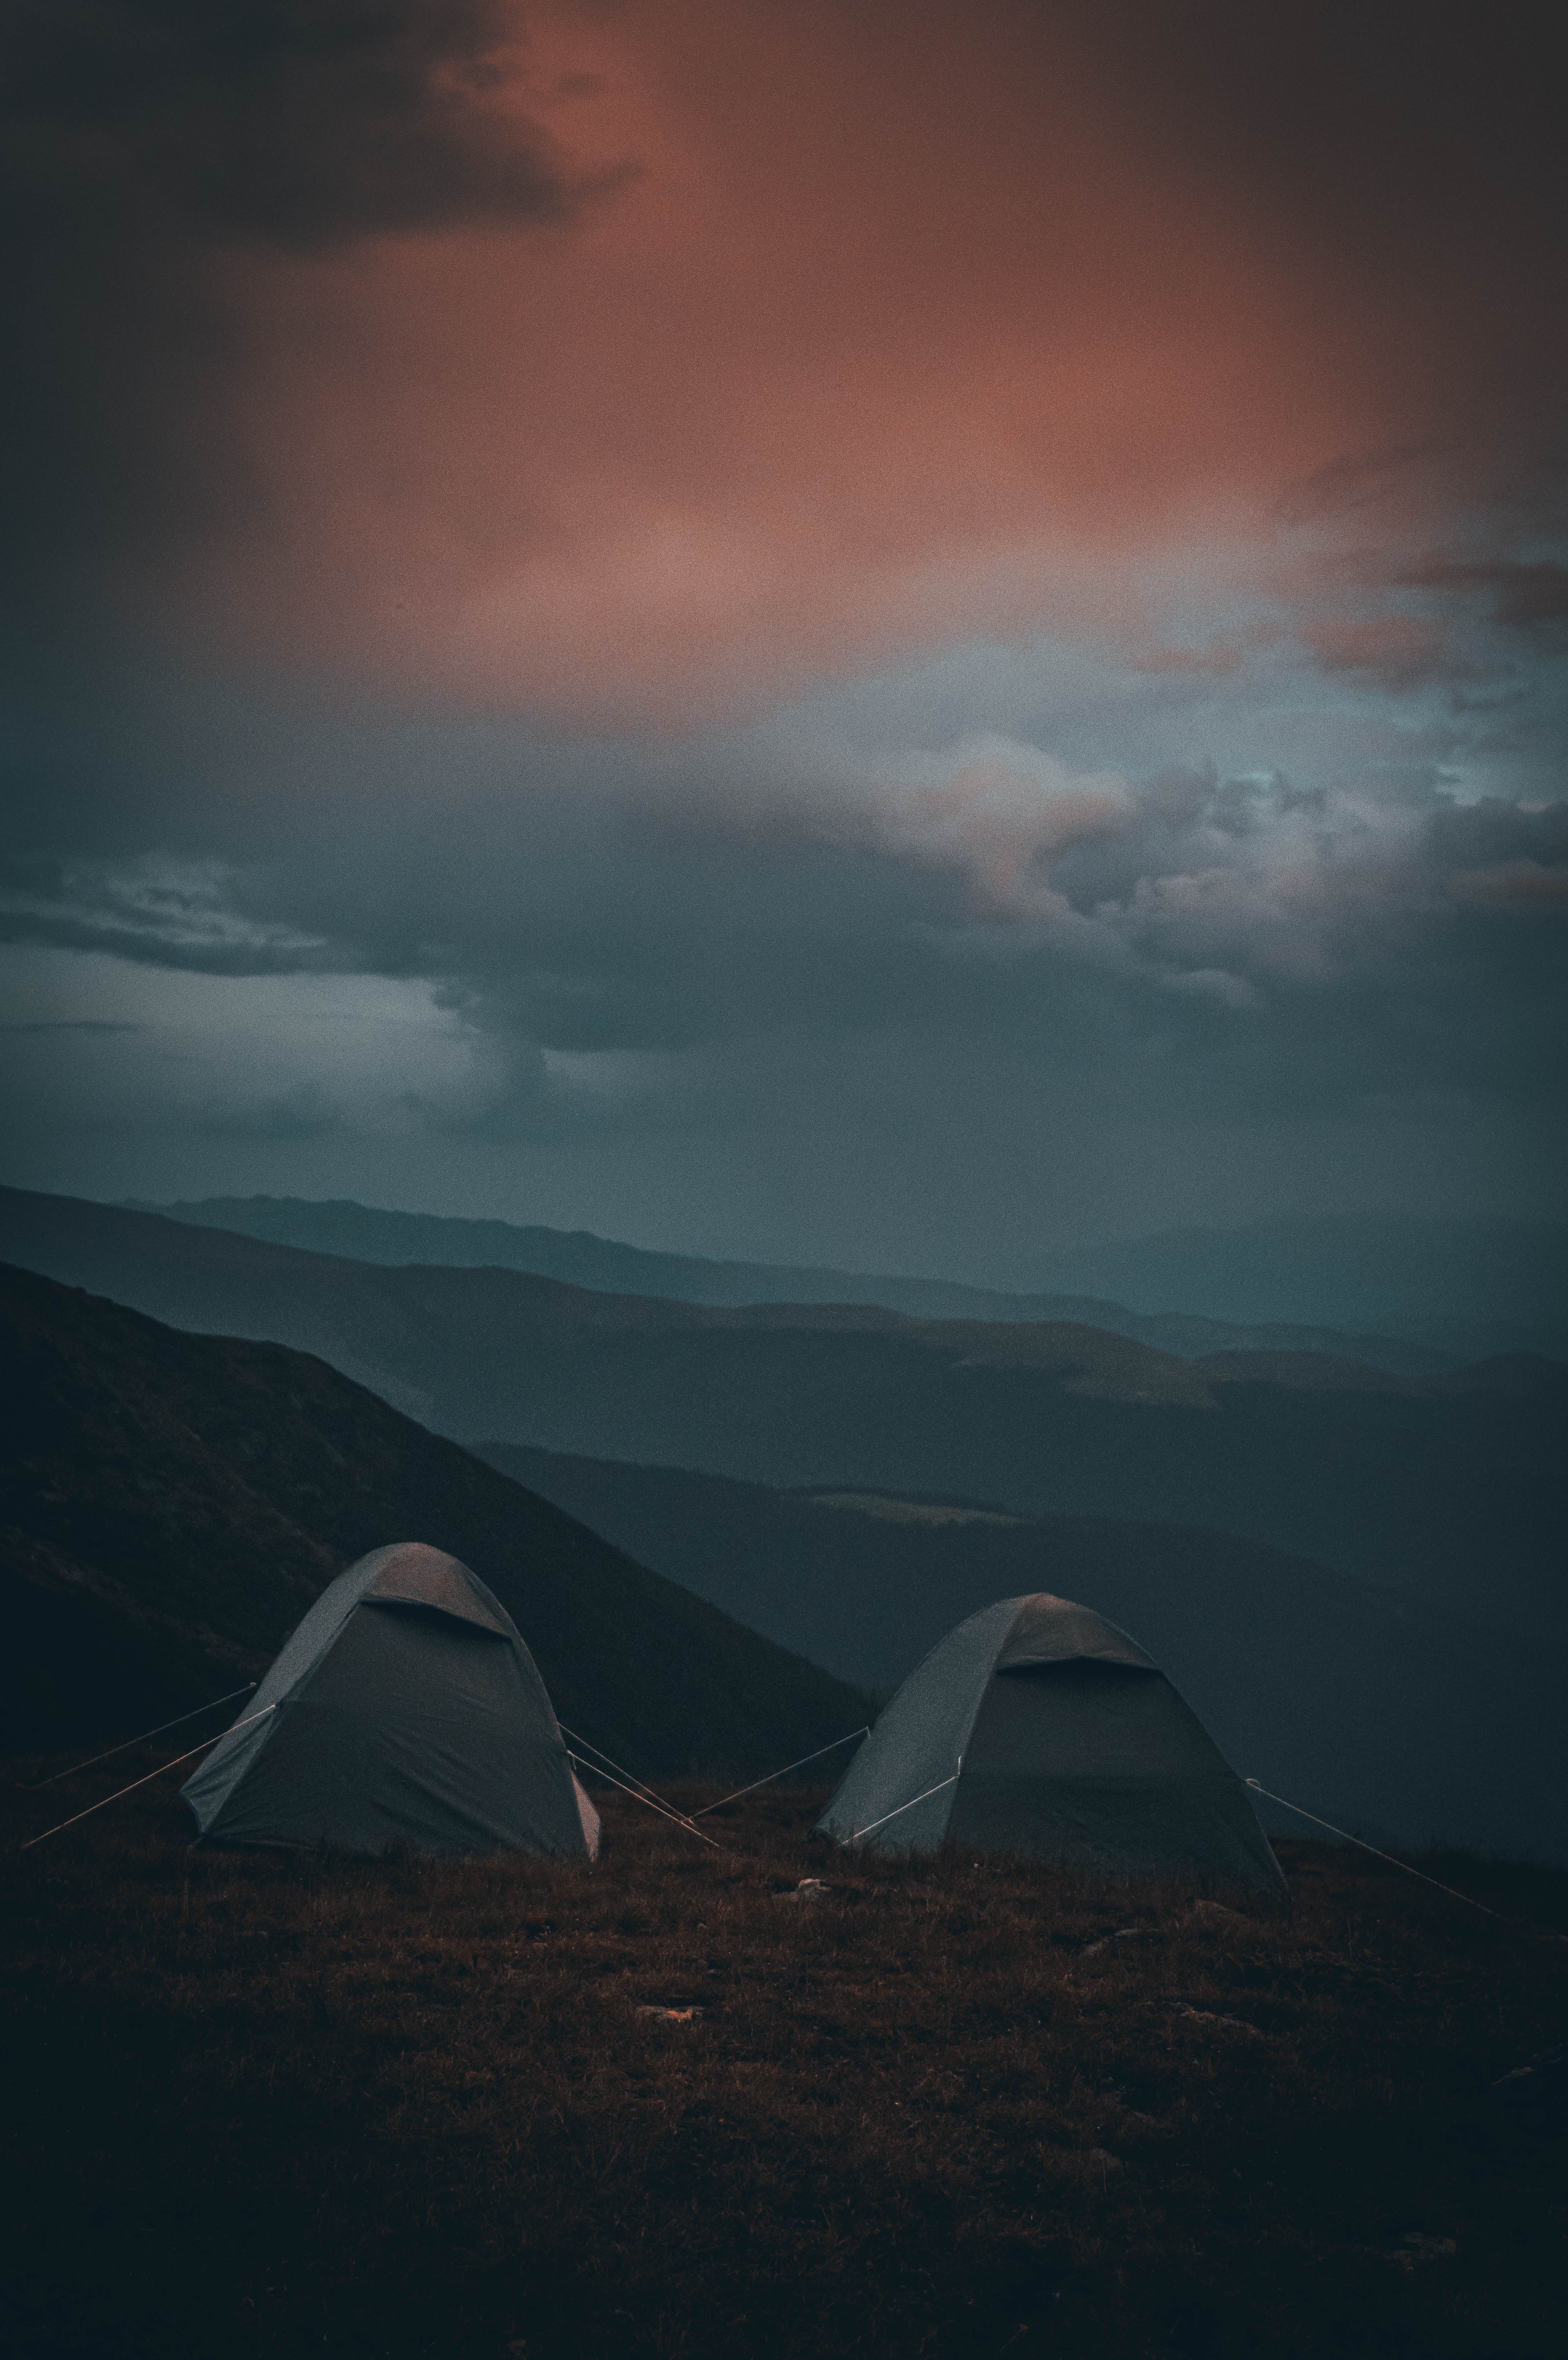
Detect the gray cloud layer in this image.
<box><xmin>6</xmin><ymin>684</ymin><xmax>1564</xmax><ymax>1126</ymax></box>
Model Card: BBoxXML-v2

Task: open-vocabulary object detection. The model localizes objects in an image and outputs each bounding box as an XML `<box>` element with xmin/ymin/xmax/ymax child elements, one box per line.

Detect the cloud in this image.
<box><xmin>195</xmin><ymin>1080</ymin><xmax>343</xmax><ymax>1139</ymax></box>
<box><xmin>1449</xmin><ymin>861</ymin><xmax>1568</xmax><ymax>911</ymax></box>
<box><xmin>0</xmin><ymin>856</ymin><xmax>338</xmax><ymax>973</ymax></box>
<box><xmin>1423</xmin><ymin>797</ymin><xmax>1568</xmax><ymax>878</ymax></box>
<box><xmin>765</xmin><ymin>737</ymin><xmax>1134</xmax><ymax>921</ymax></box>
<box><xmin>1160</xmin><ymin>967</ymin><xmax>1261</xmax><ymax>1010</ymax></box>
<box><xmin>1299</xmin><ymin>615</ymin><xmax>1456</xmax><ymax>689</ymax></box>
<box><xmin>0</xmin><ymin>0</ymin><xmax>610</xmax><ymax>629</ymax></box>
<box><xmin>1273</xmin><ymin>446</ymin><xmax>1434</xmax><ymax>527</ymax></box>
<box><xmin>0</xmin><ymin>1</ymin><xmax>585</xmax><ymax>250</ymax></box>
<box><xmin>0</xmin><ymin>1018</ymin><xmax>142</xmax><ymax>1034</ymax></box>
<box><xmin>5</xmin><ymin>731</ymin><xmax>1564</xmax><ymax>1264</ymax></box>
<box><xmin>11</xmin><ymin>719</ymin><xmax>1562</xmax><ymax>1097</ymax></box>
<box><xmin>1399</xmin><ymin>559</ymin><xmax>1568</xmax><ymax>631</ymax></box>
<box><xmin>1139</xmin><ymin>642</ymin><xmax>1248</xmax><ymax>677</ymax></box>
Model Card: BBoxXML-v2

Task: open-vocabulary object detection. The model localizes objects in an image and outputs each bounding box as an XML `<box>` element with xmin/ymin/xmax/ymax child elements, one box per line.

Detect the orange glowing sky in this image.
<box><xmin>138</xmin><ymin>0</ymin><xmax>1558</xmax><ymax>723</ymax></box>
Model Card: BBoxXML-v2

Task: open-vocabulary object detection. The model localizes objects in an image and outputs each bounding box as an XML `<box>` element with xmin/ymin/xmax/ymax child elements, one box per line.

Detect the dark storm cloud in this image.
<box><xmin>194</xmin><ymin>1080</ymin><xmax>342</xmax><ymax>1138</ymax></box>
<box><xmin>0</xmin><ymin>0</ymin><xmax>592</xmax><ymax>606</ymax></box>
<box><xmin>7</xmin><ymin>710</ymin><xmax>1564</xmax><ymax>1132</ymax></box>
<box><xmin>0</xmin><ymin>849</ymin><xmax>339</xmax><ymax>974</ymax></box>
<box><xmin>1426</xmin><ymin>797</ymin><xmax>1568</xmax><ymax>865</ymax></box>
<box><xmin>1080</xmin><ymin>1</ymin><xmax>1566</xmax><ymax>262</ymax></box>
<box><xmin>0</xmin><ymin>0</ymin><xmax>580</xmax><ymax>248</ymax></box>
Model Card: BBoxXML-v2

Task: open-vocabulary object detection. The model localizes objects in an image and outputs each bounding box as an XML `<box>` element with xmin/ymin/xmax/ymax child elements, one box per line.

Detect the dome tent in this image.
<box><xmin>815</xmin><ymin>1592</ymin><xmax>1284</xmax><ymax>1896</ymax></box>
<box><xmin>182</xmin><ymin>1542</ymin><xmax>600</xmax><ymax>1859</ymax></box>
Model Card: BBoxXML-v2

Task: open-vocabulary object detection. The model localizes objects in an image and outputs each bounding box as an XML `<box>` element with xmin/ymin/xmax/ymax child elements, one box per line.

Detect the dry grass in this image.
<box><xmin>4</xmin><ymin>1754</ymin><xmax>1565</xmax><ymax>2360</ymax></box>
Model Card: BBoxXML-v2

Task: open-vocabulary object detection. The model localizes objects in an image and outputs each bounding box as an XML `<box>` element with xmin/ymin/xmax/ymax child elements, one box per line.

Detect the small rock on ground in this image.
<box><xmin>1384</xmin><ymin>2233</ymin><xmax>1457</xmax><ymax>2271</ymax></box>
<box><xmin>1176</xmin><ymin>2007</ymin><xmax>1270</xmax><ymax>2039</ymax></box>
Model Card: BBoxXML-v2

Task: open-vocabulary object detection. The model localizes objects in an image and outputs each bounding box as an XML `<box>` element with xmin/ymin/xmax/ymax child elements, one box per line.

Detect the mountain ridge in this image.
<box><xmin>127</xmin><ymin>1192</ymin><xmax>1525</xmax><ymax>1375</ymax></box>
<box><xmin>1040</xmin><ymin>1208</ymin><xmax>1568</xmax><ymax>1352</ymax></box>
<box><xmin>2</xmin><ymin>1187</ymin><xmax>1560</xmax><ymax>1647</ymax></box>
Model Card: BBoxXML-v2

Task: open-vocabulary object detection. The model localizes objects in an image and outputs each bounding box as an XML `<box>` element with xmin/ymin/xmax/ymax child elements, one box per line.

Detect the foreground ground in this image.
<box><xmin>3</xmin><ymin>1757</ymin><xmax>1564</xmax><ymax>2359</ymax></box>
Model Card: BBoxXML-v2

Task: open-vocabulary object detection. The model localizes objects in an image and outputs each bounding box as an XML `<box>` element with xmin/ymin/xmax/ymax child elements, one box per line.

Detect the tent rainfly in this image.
<box><xmin>815</xmin><ymin>1591</ymin><xmax>1285</xmax><ymax>1896</ymax></box>
<box><xmin>182</xmin><ymin>1542</ymin><xmax>600</xmax><ymax>1858</ymax></box>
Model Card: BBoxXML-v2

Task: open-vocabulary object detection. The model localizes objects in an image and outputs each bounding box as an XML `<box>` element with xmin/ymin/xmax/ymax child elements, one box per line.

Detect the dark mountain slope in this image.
<box><xmin>131</xmin><ymin>1192</ymin><xmax>1457</xmax><ymax>1375</ymax></box>
<box><xmin>0</xmin><ymin>1263</ymin><xmax>870</xmax><ymax>1772</ymax></box>
<box><xmin>476</xmin><ymin>1442</ymin><xmax>1568</xmax><ymax>1864</ymax></box>
<box><xmin>2</xmin><ymin>1186</ymin><xmax>1561</xmax><ymax>1643</ymax></box>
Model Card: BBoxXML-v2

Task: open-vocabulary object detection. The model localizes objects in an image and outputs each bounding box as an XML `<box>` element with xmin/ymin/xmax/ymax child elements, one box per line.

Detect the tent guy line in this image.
<box><xmin>564</xmin><ymin>1751</ymin><xmax>729</xmax><ymax>1850</ymax></box>
<box><xmin>21</xmin><ymin>1706</ymin><xmax>279</xmax><ymax>1850</ymax></box>
<box><xmin>851</xmin><ymin>1768</ymin><xmax>961</xmax><ymax>1843</ymax></box>
<box><xmin>1245</xmin><ymin>1780</ymin><xmax>1514</xmax><ymax>1920</ymax></box>
<box><xmin>556</xmin><ymin>1722</ymin><xmax>705</xmax><ymax>1834</ymax></box>
<box><xmin>30</xmin><ymin>1684</ymin><xmax>259</xmax><ymax>1787</ymax></box>
<box><xmin>23</xmin><ymin>1540</ymin><xmax>1495</xmax><ymax>1916</ymax></box>
<box><xmin>693</xmin><ymin>1726</ymin><xmax>871</xmax><ymax>1816</ymax></box>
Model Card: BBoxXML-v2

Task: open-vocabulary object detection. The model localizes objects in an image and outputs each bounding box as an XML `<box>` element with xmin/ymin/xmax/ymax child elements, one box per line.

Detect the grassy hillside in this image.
<box><xmin>476</xmin><ymin>1444</ymin><xmax>1567</xmax><ymax>1864</ymax></box>
<box><xmin>130</xmin><ymin>1191</ymin><xmax>1459</xmax><ymax>1373</ymax></box>
<box><xmin>4</xmin><ymin>1772</ymin><xmax>1564</xmax><ymax>2360</ymax></box>
<box><xmin>0</xmin><ymin>1263</ymin><xmax>870</xmax><ymax>1772</ymax></box>
<box><xmin>3</xmin><ymin>1188</ymin><xmax>1559</xmax><ymax>1644</ymax></box>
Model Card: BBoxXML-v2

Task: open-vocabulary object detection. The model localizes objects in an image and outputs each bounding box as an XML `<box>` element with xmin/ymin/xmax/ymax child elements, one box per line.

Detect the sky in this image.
<box><xmin>1</xmin><ymin>0</ymin><xmax>1565</xmax><ymax>1283</ymax></box>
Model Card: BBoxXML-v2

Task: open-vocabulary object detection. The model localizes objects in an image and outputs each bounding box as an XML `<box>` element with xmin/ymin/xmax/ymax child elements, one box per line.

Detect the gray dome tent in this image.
<box><xmin>815</xmin><ymin>1592</ymin><xmax>1284</xmax><ymax>1896</ymax></box>
<box><xmin>182</xmin><ymin>1543</ymin><xmax>600</xmax><ymax>1859</ymax></box>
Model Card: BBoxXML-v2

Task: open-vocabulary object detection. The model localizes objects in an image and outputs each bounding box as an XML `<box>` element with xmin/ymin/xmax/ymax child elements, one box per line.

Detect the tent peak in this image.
<box><xmin>361</xmin><ymin>1542</ymin><xmax>510</xmax><ymax>1634</ymax></box>
<box><xmin>994</xmin><ymin>1592</ymin><xmax>1160</xmax><ymax>1675</ymax></box>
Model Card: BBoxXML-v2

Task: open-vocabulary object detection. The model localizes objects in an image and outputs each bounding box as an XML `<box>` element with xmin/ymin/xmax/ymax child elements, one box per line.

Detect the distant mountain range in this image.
<box><xmin>129</xmin><ymin>1193</ymin><xmax>1568</xmax><ymax>1371</ymax></box>
<box><xmin>1</xmin><ymin>1261</ymin><xmax>869</xmax><ymax>1770</ymax></box>
<box><xmin>477</xmin><ymin>1440</ymin><xmax>1567</xmax><ymax>1863</ymax></box>
<box><xmin>1038</xmin><ymin>1210</ymin><xmax>1568</xmax><ymax>1352</ymax></box>
<box><xmin>3</xmin><ymin>1186</ymin><xmax>1562</xmax><ymax>1647</ymax></box>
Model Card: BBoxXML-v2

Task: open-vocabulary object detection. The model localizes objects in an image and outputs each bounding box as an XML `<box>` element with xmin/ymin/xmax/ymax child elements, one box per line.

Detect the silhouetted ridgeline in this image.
<box><xmin>0</xmin><ymin>1262</ymin><xmax>870</xmax><ymax>1769</ymax></box>
<box><xmin>133</xmin><ymin>1190</ymin><xmax>1540</xmax><ymax>1372</ymax></box>
<box><xmin>1038</xmin><ymin>1209</ymin><xmax>1568</xmax><ymax>1358</ymax></box>
<box><xmin>2</xmin><ymin>1187</ymin><xmax>1562</xmax><ymax>1646</ymax></box>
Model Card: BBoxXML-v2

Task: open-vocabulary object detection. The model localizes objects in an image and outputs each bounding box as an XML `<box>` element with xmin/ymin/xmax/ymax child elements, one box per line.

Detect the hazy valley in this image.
<box><xmin>4</xmin><ymin>1187</ymin><xmax>1560</xmax><ymax>1654</ymax></box>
